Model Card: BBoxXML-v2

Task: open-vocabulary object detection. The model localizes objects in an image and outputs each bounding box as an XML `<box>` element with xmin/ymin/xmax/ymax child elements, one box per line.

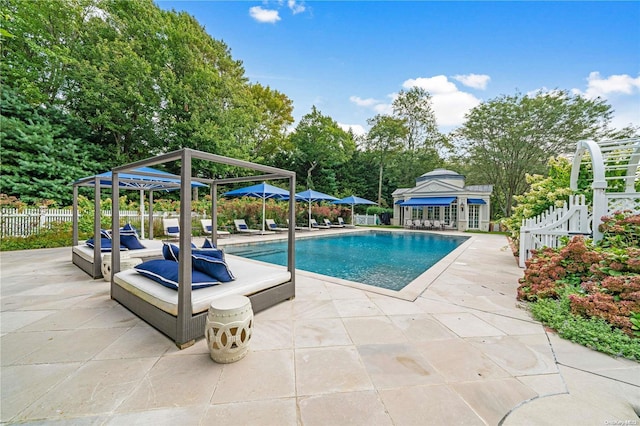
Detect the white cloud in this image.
<box><xmin>338</xmin><ymin>123</ymin><xmax>366</xmax><ymax>136</ymax></box>
<box><xmin>402</xmin><ymin>75</ymin><xmax>458</xmax><ymax>94</ymax></box>
<box><xmin>452</xmin><ymin>73</ymin><xmax>490</xmax><ymax>90</ymax></box>
<box><xmin>249</xmin><ymin>6</ymin><xmax>281</xmax><ymax>23</ymax></box>
<box><xmin>350</xmin><ymin>75</ymin><xmax>483</xmax><ymax>129</ymax></box>
<box><xmin>288</xmin><ymin>0</ymin><xmax>306</xmax><ymax>14</ymax></box>
<box><xmin>571</xmin><ymin>72</ymin><xmax>640</xmax><ymax>129</ymax></box>
<box><xmin>349</xmin><ymin>96</ymin><xmax>378</xmax><ymax>107</ymax></box>
<box><xmin>578</xmin><ymin>72</ymin><xmax>640</xmax><ymax>98</ymax></box>
<box><xmin>402</xmin><ymin>75</ymin><xmax>482</xmax><ymax>127</ymax></box>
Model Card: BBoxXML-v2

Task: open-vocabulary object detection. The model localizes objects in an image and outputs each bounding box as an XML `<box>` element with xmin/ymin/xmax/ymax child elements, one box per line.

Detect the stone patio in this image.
<box><xmin>1</xmin><ymin>231</ymin><xmax>638</xmax><ymax>425</ymax></box>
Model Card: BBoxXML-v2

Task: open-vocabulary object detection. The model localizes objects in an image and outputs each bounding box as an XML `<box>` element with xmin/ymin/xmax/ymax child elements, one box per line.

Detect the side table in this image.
<box><xmin>205</xmin><ymin>295</ymin><xmax>253</xmax><ymax>363</ymax></box>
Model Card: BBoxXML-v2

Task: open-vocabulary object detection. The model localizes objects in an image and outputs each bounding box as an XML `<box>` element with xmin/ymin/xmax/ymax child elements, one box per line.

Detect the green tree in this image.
<box><xmin>289</xmin><ymin>106</ymin><xmax>355</xmax><ymax>191</ymax></box>
<box><xmin>456</xmin><ymin>90</ymin><xmax>614</xmax><ymax>218</ymax></box>
<box><xmin>0</xmin><ymin>87</ymin><xmax>103</xmax><ymax>204</ymax></box>
<box><xmin>365</xmin><ymin>115</ymin><xmax>408</xmax><ymax>205</ymax></box>
<box><xmin>247</xmin><ymin>83</ymin><xmax>294</xmax><ymax>161</ymax></box>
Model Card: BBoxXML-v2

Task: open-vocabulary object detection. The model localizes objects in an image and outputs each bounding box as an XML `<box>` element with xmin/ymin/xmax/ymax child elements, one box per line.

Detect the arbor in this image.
<box><xmin>456</xmin><ymin>91</ymin><xmax>614</xmax><ymax>217</ymax></box>
<box><xmin>289</xmin><ymin>106</ymin><xmax>355</xmax><ymax>191</ymax></box>
<box><xmin>365</xmin><ymin>115</ymin><xmax>407</xmax><ymax>205</ymax></box>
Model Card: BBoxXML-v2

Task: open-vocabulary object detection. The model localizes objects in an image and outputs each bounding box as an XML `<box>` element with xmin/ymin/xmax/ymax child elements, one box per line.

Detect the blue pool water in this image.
<box><xmin>224</xmin><ymin>231</ymin><xmax>468</xmax><ymax>291</ymax></box>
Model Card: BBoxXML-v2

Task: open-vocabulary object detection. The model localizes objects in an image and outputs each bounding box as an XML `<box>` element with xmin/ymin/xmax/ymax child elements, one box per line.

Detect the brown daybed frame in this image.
<box><xmin>109</xmin><ymin>148</ymin><xmax>297</xmax><ymax>348</ymax></box>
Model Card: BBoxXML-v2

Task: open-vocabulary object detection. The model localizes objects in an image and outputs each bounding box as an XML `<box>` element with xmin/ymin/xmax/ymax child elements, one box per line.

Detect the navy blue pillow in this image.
<box><xmin>120</xmin><ymin>234</ymin><xmax>146</xmax><ymax>250</ymax></box>
<box><xmin>192</xmin><ymin>248</ymin><xmax>224</xmax><ymax>261</ymax></box>
<box><xmin>121</xmin><ymin>223</ymin><xmax>138</xmax><ymax>234</ymax></box>
<box><xmin>162</xmin><ymin>244</ymin><xmax>180</xmax><ymax>261</ymax></box>
<box><xmin>162</xmin><ymin>243</ymin><xmax>200</xmax><ymax>261</ymax></box>
<box><xmin>134</xmin><ymin>259</ymin><xmax>219</xmax><ymax>290</ymax></box>
<box><xmin>192</xmin><ymin>254</ymin><xmax>235</xmax><ymax>282</ymax></box>
<box><xmin>100</xmin><ymin>229</ymin><xmax>111</xmax><ymax>239</ymax></box>
<box><xmin>202</xmin><ymin>238</ymin><xmax>216</xmax><ymax>249</ymax></box>
<box><xmin>86</xmin><ymin>237</ymin><xmax>125</xmax><ymax>252</ymax></box>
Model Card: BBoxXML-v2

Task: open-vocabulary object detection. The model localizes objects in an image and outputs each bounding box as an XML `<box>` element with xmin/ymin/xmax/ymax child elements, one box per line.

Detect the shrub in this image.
<box><xmin>518</xmin><ymin>211</ymin><xmax>640</xmax><ymax>354</ymax></box>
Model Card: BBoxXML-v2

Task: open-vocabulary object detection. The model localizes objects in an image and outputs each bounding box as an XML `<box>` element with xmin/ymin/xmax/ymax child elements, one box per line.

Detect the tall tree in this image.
<box><xmin>392</xmin><ymin>86</ymin><xmax>443</xmax><ymax>151</ymax></box>
<box><xmin>247</xmin><ymin>83</ymin><xmax>294</xmax><ymax>161</ymax></box>
<box><xmin>289</xmin><ymin>106</ymin><xmax>355</xmax><ymax>191</ymax></box>
<box><xmin>0</xmin><ymin>87</ymin><xmax>102</xmax><ymax>205</ymax></box>
<box><xmin>365</xmin><ymin>115</ymin><xmax>408</xmax><ymax>205</ymax></box>
<box><xmin>456</xmin><ymin>90</ymin><xmax>614</xmax><ymax>217</ymax></box>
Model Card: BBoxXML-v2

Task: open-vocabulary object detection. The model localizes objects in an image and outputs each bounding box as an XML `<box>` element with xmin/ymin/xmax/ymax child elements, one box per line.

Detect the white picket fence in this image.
<box><xmin>353</xmin><ymin>214</ymin><xmax>380</xmax><ymax>226</ymax></box>
<box><xmin>518</xmin><ymin>195</ymin><xmax>591</xmax><ymax>268</ymax></box>
<box><xmin>0</xmin><ymin>208</ymin><xmax>147</xmax><ymax>237</ymax></box>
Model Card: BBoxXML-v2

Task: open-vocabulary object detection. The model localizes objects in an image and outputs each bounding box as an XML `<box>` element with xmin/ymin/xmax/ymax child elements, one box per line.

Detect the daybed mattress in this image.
<box><xmin>72</xmin><ymin>239</ymin><xmax>165</xmax><ymax>263</ymax></box>
<box><xmin>113</xmin><ymin>254</ymin><xmax>291</xmax><ymax>316</ymax></box>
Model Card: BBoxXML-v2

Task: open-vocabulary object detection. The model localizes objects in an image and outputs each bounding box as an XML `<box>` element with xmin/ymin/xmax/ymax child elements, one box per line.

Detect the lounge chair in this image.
<box><xmin>310</xmin><ymin>218</ymin><xmax>331</xmax><ymax>229</ymax></box>
<box><xmin>200</xmin><ymin>219</ymin><xmax>230</xmax><ymax>238</ymax></box>
<box><xmin>337</xmin><ymin>217</ymin><xmax>347</xmax><ymax>226</ymax></box>
<box><xmin>163</xmin><ymin>218</ymin><xmax>180</xmax><ymax>240</ymax></box>
<box><xmin>287</xmin><ymin>219</ymin><xmax>310</xmax><ymax>231</ymax></box>
<box><xmin>323</xmin><ymin>218</ymin><xmax>343</xmax><ymax>228</ymax></box>
<box><xmin>265</xmin><ymin>218</ymin><xmax>288</xmax><ymax>232</ymax></box>
<box><xmin>234</xmin><ymin>219</ymin><xmax>261</xmax><ymax>234</ymax></box>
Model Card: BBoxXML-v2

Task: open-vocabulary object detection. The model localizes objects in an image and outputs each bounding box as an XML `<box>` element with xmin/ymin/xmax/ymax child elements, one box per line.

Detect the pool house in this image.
<box><xmin>392</xmin><ymin>169</ymin><xmax>493</xmax><ymax>231</ymax></box>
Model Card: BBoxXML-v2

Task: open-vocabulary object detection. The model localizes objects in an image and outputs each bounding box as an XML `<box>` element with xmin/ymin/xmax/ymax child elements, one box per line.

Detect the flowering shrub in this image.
<box><xmin>519</xmin><ymin>211</ymin><xmax>640</xmax><ymax>342</ymax></box>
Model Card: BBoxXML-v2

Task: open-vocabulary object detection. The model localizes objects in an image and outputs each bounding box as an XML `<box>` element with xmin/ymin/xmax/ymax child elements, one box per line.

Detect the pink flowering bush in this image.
<box><xmin>519</xmin><ymin>211</ymin><xmax>640</xmax><ymax>338</ymax></box>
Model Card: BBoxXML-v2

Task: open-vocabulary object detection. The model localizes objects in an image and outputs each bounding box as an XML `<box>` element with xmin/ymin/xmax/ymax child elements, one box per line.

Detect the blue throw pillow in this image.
<box><xmin>120</xmin><ymin>234</ymin><xmax>146</xmax><ymax>250</ymax></box>
<box><xmin>192</xmin><ymin>248</ymin><xmax>224</xmax><ymax>261</ymax></box>
<box><xmin>134</xmin><ymin>259</ymin><xmax>219</xmax><ymax>290</ymax></box>
<box><xmin>162</xmin><ymin>243</ymin><xmax>180</xmax><ymax>261</ymax></box>
<box><xmin>120</xmin><ymin>223</ymin><xmax>138</xmax><ymax>235</ymax></box>
<box><xmin>100</xmin><ymin>229</ymin><xmax>112</xmax><ymax>239</ymax></box>
<box><xmin>202</xmin><ymin>238</ymin><xmax>216</xmax><ymax>249</ymax></box>
<box><xmin>86</xmin><ymin>237</ymin><xmax>125</xmax><ymax>252</ymax></box>
<box><xmin>192</xmin><ymin>254</ymin><xmax>235</xmax><ymax>282</ymax></box>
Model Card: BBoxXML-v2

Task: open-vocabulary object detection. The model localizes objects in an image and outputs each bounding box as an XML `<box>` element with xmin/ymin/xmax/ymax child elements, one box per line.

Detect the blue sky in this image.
<box><xmin>156</xmin><ymin>1</ymin><xmax>640</xmax><ymax>135</ymax></box>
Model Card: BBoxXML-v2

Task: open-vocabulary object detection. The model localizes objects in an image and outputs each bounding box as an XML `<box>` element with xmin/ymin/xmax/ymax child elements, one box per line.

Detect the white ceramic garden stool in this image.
<box><xmin>102</xmin><ymin>254</ymin><xmax>141</xmax><ymax>281</ymax></box>
<box><xmin>205</xmin><ymin>295</ymin><xmax>253</xmax><ymax>363</ymax></box>
<box><xmin>101</xmin><ymin>251</ymin><xmax>131</xmax><ymax>281</ymax></box>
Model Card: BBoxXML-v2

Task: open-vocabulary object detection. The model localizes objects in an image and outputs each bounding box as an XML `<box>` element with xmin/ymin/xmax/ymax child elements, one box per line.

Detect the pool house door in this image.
<box><xmin>468</xmin><ymin>204</ymin><xmax>480</xmax><ymax>229</ymax></box>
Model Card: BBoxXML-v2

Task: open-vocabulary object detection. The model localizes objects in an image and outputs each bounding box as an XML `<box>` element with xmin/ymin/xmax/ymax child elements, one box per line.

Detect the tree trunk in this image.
<box><xmin>378</xmin><ymin>162</ymin><xmax>384</xmax><ymax>205</ymax></box>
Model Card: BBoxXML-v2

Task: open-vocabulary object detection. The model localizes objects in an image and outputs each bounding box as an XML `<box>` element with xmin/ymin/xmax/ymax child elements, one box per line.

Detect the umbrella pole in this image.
<box><xmin>351</xmin><ymin>203</ymin><xmax>354</xmax><ymax>225</ymax></box>
<box><xmin>140</xmin><ymin>189</ymin><xmax>145</xmax><ymax>239</ymax></box>
<box><xmin>262</xmin><ymin>197</ymin><xmax>266</xmax><ymax>233</ymax></box>
<box><xmin>308</xmin><ymin>201</ymin><xmax>312</xmax><ymax>230</ymax></box>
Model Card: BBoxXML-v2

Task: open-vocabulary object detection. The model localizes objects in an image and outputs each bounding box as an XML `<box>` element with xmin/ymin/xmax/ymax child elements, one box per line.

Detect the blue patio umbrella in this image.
<box><xmin>332</xmin><ymin>195</ymin><xmax>377</xmax><ymax>225</ymax></box>
<box><xmin>223</xmin><ymin>182</ymin><xmax>290</xmax><ymax>233</ymax></box>
<box><xmin>295</xmin><ymin>189</ymin><xmax>339</xmax><ymax>230</ymax></box>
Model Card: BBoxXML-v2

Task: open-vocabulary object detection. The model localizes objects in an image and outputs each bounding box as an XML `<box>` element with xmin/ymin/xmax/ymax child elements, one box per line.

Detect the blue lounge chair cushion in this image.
<box><xmin>86</xmin><ymin>237</ymin><xmax>126</xmax><ymax>252</ymax></box>
<box><xmin>134</xmin><ymin>259</ymin><xmax>219</xmax><ymax>290</ymax></box>
<box><xmin>192</xmin><ymin>254</ymin><xmax>235</xmax><ymax>282</ymax></box>
<box><xmin>238</xmin><ymin>224</ymin><xmax>248</xmax><ymax>230</ymax></box>
<box><xmin>166</xmin><ymin>226</ymin><xmax>180</xmax><ymax>234</ymax></box>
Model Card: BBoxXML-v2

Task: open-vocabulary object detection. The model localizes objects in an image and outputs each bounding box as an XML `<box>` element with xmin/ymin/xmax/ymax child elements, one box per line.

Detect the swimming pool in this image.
<box><xmin>224</xmin><ymin>231</ymin><xmax>469</xmax><ymax>291</ymax></box>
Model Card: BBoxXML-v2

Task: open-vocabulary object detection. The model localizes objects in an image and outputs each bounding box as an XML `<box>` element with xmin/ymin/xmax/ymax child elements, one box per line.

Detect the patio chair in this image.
<box><xmin>413</xmin><ymin>219</ymin><xmax>422</xmax><ymax>229</ymax></box>
<box><xmin>310</xmin><ymin>218</ymin><xmax>331</xmax><ymax>229</ymax></box>
<box><xmin>337</xmin><ymin>217</ymin><xmax>347</xmax><ymax>226</ymax></box>
<box><xmin>432</xmin><ymin>220</ymin><xmax>442</xmax><ymax>230</ymax></box>
<box><xmin>201</xmin><ymin>219</ymin><xmax>230</xmax><ymax>238</ymax></box>
<box><xmin>405</xmin><ymin>219</ymin><xmax>414</xmax><ymax>229</ymax></box>
<box><xmin>233</xmin><ymin>219</ymin><xmax>261</xmax><ymax>234</ymax></box>
<box><xmin>265</xmin><ymin>218</ymin><xmax>288</xmax><ymax>232</ymax></box>
<box><xmin>323</xmin><ymin>218</ymin><xmax>344</xmax><ymax>228</ymax></box>
<box><xmin>163</xmin><ymin>218</ymin><xmax>180</xmax><ymax>240</ymax></box>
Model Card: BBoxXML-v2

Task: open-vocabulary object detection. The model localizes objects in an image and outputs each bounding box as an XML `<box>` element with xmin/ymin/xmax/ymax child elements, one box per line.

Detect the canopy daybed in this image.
<box><xmin>109</xmin><ymin>148</ymin><xmax>297</xmax><ymax>348</ymax></box>
<box><xmin>72</xmin><ymin>167</ymin><xmax>207</xmax><ymax>278</ymax></box>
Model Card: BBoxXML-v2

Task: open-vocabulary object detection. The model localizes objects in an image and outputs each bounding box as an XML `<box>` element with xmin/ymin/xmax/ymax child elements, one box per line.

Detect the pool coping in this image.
<box><xmin>218</xmin><ymin>227</ymin><xmax>475</xmax><ymax>301</ymax></box>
